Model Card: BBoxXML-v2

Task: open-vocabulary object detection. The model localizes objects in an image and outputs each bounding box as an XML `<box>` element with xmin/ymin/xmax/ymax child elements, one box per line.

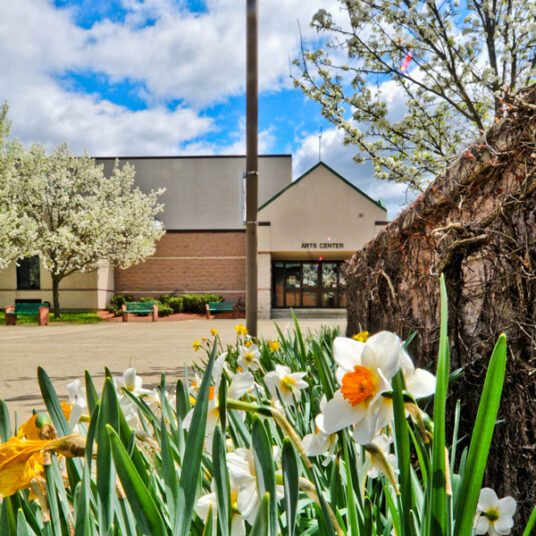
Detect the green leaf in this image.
<box><xmin>522</xmin><ymin>504</ymin><xmax>536</xmax><ymax>536</ymax></box>
<box><xmin>96</xmin><ymin>379</ymin><xmax>120</xmax><ymax>531</ymax></box>
<box><xmin>282</xmin><ymin>439</ymin><xmax>299</xmax><ymax>536</ymax></box>
<box><xmin>37</xmin><ymin>366</ymin><xmax>70</xmax><ymax>436</ymax></box>
<box><xmin>250</xmin><ymin>493</ymin><xmax>270</xmax><ymax>536</ymax></box>
<box><xmin>16</xmin><ymin>509</ymin><xmax>37</xmax><ymax>536</ymax></box>
<box><xmin>453</xmin><ymin>334</ymin><xmax>507</xmax><ymax>536</ymax></box>
<box><xmin>392</xmin><ymin>371</ymin><xmax>412</xmax><ymax>536</ymax></box>
<box><xmin>212</xmin><ymin>425</ymin><xmax>231</xmax><ymax>536</ymax></box>
<box><xmin>252</xmin><ymin>416</ymin><xmax>277</xmax><ymax>536</ymax></box>
<box><xmin>85</xmin><ymin>370</ymin><xmax>99</xmax><ymax>416</ymax></box>
<box><xmin>106</xmin><ymin>425</ymin><xmax>166</xmax><ymax>536</ymax></box>
<box><xmin>174</xmin><ymin>342</ymin><xmax>218</xmax><ymax>535</ymax></box>
<box><xmin>160</xmin><ymin>415</ymin><xmax>179</xmax><ymax>528</ymax></box>
<box><xmin>429</xmin><ymin>276</ymin><xmax>449</xmax><ymax>536</ymax></box>
<box><xmin>0</xmin><ymin>399</ymin><xmax>11</xmax><ymax>442</ymax></box>
<box><xmin>175</xmin><ymin>379</ymin><xmax>189</xmax><ymax>421</ymax></box>
<box><xmin>343</xmin><ymin>437</ymin><xmax>360</xmax><ymax>536</ymax></box>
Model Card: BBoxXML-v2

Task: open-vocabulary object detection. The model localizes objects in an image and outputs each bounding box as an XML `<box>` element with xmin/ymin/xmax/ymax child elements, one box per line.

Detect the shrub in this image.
<box><xmin>181</xmin><ymin>293</ymin><xmax>222</xmax><ymax>314</ymax></box>
<box><xmin>107</xmin><ymin>293</ymin><xmax>134</xmax><ymax>316</ymax></box>
<box><xmin>160</xmin><ymin>295</ymin><xmax>183</xmax><ymax>313</ymax></box>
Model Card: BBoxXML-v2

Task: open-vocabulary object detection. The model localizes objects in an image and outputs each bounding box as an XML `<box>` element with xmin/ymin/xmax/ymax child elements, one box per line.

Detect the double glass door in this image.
<box><xmin>272</xmin><ymin>261</ymin><xmax>346</xmax><ymax>308</ymax></box>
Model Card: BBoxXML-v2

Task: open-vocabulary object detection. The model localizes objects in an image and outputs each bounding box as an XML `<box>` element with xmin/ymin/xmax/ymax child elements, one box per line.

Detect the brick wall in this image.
<box><xmin>115</xmin><ymin>231</ymin><xmax>246</xmax><ymax>301</ymax></box>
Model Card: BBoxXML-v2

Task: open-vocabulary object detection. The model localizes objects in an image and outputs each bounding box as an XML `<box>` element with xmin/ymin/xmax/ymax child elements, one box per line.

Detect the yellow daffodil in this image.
<box><xmin>235</xmin><ymin>324</ymin><xmax>248</xmax><ymax>336</ymax></box>
<box><xmin>267</xmin><ymin>340</ymin><xmax>280</xmax><ymax>352</ymax></box>
<box><xmin>193</xmin><ymin>339</ymin><xmax>201</xmax><ymax>351</ymax></box>
<box><xmin>352</xmin><ymin>331</ymin><xmax>369</xmax><ymax>342</ymax></box>
<box><xmin>210</xmin><ymin>329</ymin><xmax>218</xmax><ymax>337</ymax></box>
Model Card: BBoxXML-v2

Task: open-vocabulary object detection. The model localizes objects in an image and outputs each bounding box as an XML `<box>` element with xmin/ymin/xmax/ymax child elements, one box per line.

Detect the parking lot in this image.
<box><xmin>0</xmin><ymin>317</ymin><xmax>345</xmax><ymax>421</ymax></box>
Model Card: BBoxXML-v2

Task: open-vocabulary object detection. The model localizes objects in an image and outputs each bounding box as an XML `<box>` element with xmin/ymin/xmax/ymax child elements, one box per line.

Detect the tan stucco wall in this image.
<box><xmin>97</xmin><ymin>156</ymin><xmax>292</xmax><ymax>230</ymax></box>
<box><xmin>258</xmin><ymin>253</ymin><xmax>271</xmax><ymax>319</ymax></box>
<box><xmin>258</xmin><ymin>163</ymin><xmax>387</xmax><ymax>261</ymax></box>
<box><xmin>0</xmin><ymin>262</ymin><xmax>115</xmax><ymax>310</ymax></box>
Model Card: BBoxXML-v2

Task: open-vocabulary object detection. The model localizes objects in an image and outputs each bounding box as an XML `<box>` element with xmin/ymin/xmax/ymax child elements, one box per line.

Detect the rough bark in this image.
<box><xmin>344</xmin><ymin>86</ymin><xmax>536</xmax><ymax>530</ymax></box>
<box><xmin>51</xmin><ymin>275</ymin><xmax>61</xmax><ymax>319</ymax></box>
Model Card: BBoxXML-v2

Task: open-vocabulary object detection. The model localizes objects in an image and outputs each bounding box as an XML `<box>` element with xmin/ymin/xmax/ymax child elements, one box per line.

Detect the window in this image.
<box><xmin>17</xmin><ymin>256</ymin><xmax>40</xmax><ymax>290</ymax></box>
<box><xmin>272</xmin><ymin>261</ymin><xmax>346</xmax><ymax>308</ymax></box>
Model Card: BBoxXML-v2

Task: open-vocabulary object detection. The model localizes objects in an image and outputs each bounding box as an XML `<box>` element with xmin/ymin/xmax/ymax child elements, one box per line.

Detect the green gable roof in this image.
<box><xmin>258</xmin><ymin>161</ymin><xmax>387</xmax><ymax>212</ymax></box>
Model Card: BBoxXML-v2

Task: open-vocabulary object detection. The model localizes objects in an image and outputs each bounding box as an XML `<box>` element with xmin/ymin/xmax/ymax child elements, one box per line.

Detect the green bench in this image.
<box><xmin>205</xmin><ymin>301</ymin><xmax>236</xmax><ymax>319</ymax></box>
<box><xmin>5</xmin><ymin>302</ymin><xmax>50</xmax><ymax>326</ymax></box>
<box><xmin>122</xmin><ymin>301</ymin><xmax>159</xmax><ymax>322</ymax></box>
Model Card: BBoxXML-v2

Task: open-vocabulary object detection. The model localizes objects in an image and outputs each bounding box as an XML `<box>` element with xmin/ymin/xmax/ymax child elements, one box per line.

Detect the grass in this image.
<box><xmin>0</xmin><ymin>311</ymin><xmax>104</xmax><ymax>325</ymax></box>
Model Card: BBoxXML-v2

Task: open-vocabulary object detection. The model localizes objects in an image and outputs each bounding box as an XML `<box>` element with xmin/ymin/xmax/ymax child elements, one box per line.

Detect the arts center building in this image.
<box><xmin>0</xmin><ymin>156</ymin><xmax>387</xmax><ymax>319</ymax></box>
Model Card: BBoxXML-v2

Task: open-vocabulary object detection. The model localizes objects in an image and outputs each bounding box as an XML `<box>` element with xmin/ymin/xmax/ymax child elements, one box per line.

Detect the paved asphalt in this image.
<box><xmin>0</xmin><ymin>317</ymin><xmax>346</xmax><ymax>421</ymax></box>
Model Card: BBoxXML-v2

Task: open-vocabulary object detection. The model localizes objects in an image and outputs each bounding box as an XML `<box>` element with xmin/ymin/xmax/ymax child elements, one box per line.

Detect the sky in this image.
<box><xmin>0</xmin><ymin>0</ymin><xmax>414</xmax><ymax>218</ymax></box>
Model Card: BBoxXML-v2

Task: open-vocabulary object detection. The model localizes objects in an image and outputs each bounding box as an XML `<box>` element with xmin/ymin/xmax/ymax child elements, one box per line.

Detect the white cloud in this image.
<box><xmin>293</xmin><ymin>127</ymin><xmax>415</xmax><ymax>219</ymax></box>
<box><xmin>0</xmin><ymin>0</ymin><xmax>337</xmax><ymax>155</ymax></box>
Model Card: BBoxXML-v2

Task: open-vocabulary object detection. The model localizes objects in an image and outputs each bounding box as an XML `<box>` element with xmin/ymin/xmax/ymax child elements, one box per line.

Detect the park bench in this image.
<box><xmin>122</xmin><ymin>301</ymin><xmax>158</xmax><ymax>322</ymax></box>
<box><xmin>205</xmin><ymin>301</ymin><xmax>236</xmax><ymax>319</ymax></box>
<box><xmin>5</xmin><ymin>302</ymin><xmax>50</xmax><ymax>326</ymax></box>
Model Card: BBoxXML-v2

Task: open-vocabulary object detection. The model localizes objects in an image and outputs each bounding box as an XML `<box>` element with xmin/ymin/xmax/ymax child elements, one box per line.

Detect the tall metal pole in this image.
<box><xmin>246</xmin><ymin>0</ymin><xmax>258</xmax><ymax>336</ymax></box>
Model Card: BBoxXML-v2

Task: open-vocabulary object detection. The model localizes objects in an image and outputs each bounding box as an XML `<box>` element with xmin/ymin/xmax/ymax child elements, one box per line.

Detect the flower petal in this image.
<box><xmin>363</xmin><ymin>332</ymin><xmax>402</xmax><ymax>379</ymax></box>
<box><xmin>352</xmin><ymin>411</ymin><xmax>380</xmax><ymax>444</ymax></box>
<box><xmin>322</xmin><ymin>391</ymin><xmax>366</xmax><ymax>434</ymax></box>
<box><xmin>229</xmin><ymin>372</ymin><xmax>255</xmax><ymax>399</ymax></box>
<box><xmin>475</xmin><ymin>515</ymin><xmax>490</xmax><ymax>535</ymax></box>
<box><xmin>478</xmin><ymin>488</ymin><xmax>499</xmax><ymax>511</ymax></box>
<box><xmin>333</xmin><ymin>337</ymin><xmax>364</xmax><ymax>370</ymax></box>
<box><xmin>406</xmin><ymin>368</ymin><xmax>436</xmax><ymax>399</ymax></box>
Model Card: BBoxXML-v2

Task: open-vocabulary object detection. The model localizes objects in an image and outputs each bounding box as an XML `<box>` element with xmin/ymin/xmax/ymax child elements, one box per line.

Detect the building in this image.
<box><xmin>0</xmin><ymin>156</ymin><xmax>387</xmax><ymax>318</ymax></box>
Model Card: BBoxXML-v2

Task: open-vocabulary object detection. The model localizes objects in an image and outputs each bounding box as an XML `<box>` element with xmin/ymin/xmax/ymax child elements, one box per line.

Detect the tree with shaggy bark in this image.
<box><xmin>294</xmin><ymin>0</ymin><xmax>536</xmax><ymax>190</ymax></box>
<box><xmin>14</xmin><ymin>143</ymin><xmax>164</xmax><ymax>318</ymax></box>
<box><xmin>0</xmin><ymin>104</ymin><xmax>36</xmax><ymax>269</ymax></box>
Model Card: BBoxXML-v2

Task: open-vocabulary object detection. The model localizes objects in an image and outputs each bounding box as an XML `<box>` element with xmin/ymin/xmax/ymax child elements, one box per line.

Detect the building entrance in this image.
<box><xmin>272</xmin><ymin>261</ymin><xmax>347</xmax><ymax>308</ymax></box>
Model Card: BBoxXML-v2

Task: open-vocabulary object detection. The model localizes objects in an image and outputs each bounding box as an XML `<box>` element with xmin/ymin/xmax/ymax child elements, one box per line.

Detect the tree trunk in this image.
<box><xmin>52</xmin><ymin>275</ymin><xmax>62</xmax><ymax>319</ymax></box>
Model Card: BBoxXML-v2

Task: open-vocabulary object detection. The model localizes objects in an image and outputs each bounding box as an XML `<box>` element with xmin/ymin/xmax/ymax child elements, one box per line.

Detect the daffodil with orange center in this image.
<box><xmin>321</xmin><ymin>332</ymin><xmax>404</xmax><ymax>444</ymax></box>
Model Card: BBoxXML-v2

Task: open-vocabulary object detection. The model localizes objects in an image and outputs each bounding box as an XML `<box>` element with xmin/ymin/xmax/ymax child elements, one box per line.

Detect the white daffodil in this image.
<box><xmin>476</xmin><ymin>488</ymin><xmax>517</xmax><ymax>536</ymax></box>
<box><xmin>321</xmin><ymin>332</ymin><xmax>404</xmax><ymax>444</ymax></box>
<box><xmin>65</xmin><ymin>379</ymin><xmax>87</xmax><ymax>430</ymax></box>
<box><xmin>400</xmin><ymin>350</ymin><xmax>436</xmax><ymax>399</ymax></box>
<box><xmin>226</xmin><ymin>448</ymin><xmax>284</xmax><ymax>525</ymax></box>
<box><xmin>238</xmin><ymin>344</ymin><xmax>261</xmax><ymax>371</ymax></box>
<box><xmin>184</xmin><ymin>355</ymin><xmax>254</xmax><ymax>451</ymax></box>
<box><xmin>264</xmin><ymin>365</ymin><xmax>308</xmax><ymax>404</ymax></box>
<box><xmin>364</xmin><ymin>434</ymin><xmax>397</xmax><ymax>479</ymax></box>
<box><xmin>196</xmin><ymin>473</ymin><xmax>246</xmax><ymax>536</ymax></box>
<box><xmin>303</xmin><ymin>396</ymin><xmax>337</xmax><ymax>458</ymax></box>
<box><xmin>114</xmin><ymin>368</ymin><xmax>154</xmax><ymax>397</ymax></box>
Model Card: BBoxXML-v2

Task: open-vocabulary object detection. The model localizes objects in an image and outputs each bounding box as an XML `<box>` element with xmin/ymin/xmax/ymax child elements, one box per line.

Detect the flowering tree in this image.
<box><xmin>293</xmin><ymin>0</ymin><xmax>536</xmax><ymax>189</ymax></box>
<box><xmin>14</xmin><ymin>143</ymin><xmax>164</xmax><ymax>317</ymax></box>
<box><xmin>0</xmin><ymin>104</ymin><xmax>36</xmax><ymax>269</ymax></box>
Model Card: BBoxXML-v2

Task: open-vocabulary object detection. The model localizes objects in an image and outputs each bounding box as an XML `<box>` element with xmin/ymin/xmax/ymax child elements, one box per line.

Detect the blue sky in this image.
<box><xmin>0</xmin><ymin>0</ymin><xmax>412</xmax><ymax>217</ymax></box>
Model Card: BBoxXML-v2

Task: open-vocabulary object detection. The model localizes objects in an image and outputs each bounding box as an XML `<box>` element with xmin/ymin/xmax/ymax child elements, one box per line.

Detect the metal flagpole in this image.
<box><xmin>245</xmin><ymin>0</ymin><xmax>258</xmax><ymax>336</ymax></box>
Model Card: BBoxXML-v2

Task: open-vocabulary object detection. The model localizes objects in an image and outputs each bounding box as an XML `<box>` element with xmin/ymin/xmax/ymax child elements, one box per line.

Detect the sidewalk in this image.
<box><xmin>0</xmin><ymin>317</ymin><xmax>346</xmax><ymax>421</ymax></box>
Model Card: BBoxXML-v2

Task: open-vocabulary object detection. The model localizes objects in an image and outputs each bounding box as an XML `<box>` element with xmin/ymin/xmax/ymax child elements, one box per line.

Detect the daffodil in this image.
<box><xmin>363</xmin><ymin>434</ymin><xmax>397</xmax><ymax>480</ymax></box>
<box><xmin>476</xmin><ymin>488</ymin><xmax>516</xmax><ymax>536</ymax></box>
<box><xmin>210</xmin><ymin>328</ymin><xmax>218</xmax><ymax>337</ymax></box>
<box><xmin>193</xmin><ymin>339</ymin><xmax>201</xmax><ymax>351</ymax></box>
<box><xmin>238</xmin><ymin>344</ymin><xmax>261</xmax><ymax>371</ymax></box>
<box><xmin>264</xmin><ymin>365</ymin><xmax>308</xmax><ymax>404</ymax></box>
<box><xmin>114</xmin><ymin>368</ymin><xmax>154</xmax><ymax>397</ymax></box>
<box><xmin>400</xmin><ymin>350</ymin><xmax>436</xmax><ymax>399</ymax></box>
<box><xmin>196</xmin><ymin>472</ymin><xmax>247</xmax><ymax>536</ymax></box>
<box><xmin>321</xmin><ymin>332</ymin><xmax>404</xmax><ymax>444</ymax></box>
<box><xmin>235</xmin><ymin>323</ymin><xmax>248</xmax><ymax>336</ymax></box>
<box><xmin>352</xmin><ymin>331</ymin><xmax>369</xmax><ymax>342</ymax></box>
<box><xmin>65</xmin><ymin>379</ymin><xmax>87</xmax><ymax>430</ymax></box>
<box><xmin>267</xmin><ymin>340</ymin><xmax>280</xmax><ymax>352</ymax></box>
<box><xmin>302</xmin><ymin>396</ymin><xmax>337</xmax><ymax>458</ymax></box>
